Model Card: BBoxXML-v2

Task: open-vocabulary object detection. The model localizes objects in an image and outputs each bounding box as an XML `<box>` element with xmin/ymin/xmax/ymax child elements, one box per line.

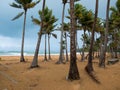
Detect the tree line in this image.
<box><xmin>10</xmin><ymin>0</ymin><xmax>120</xmax><ymax>81</ymax></box>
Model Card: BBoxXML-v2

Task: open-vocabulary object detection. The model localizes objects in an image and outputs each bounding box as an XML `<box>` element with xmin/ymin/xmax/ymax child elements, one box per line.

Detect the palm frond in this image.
<box><xmin>26</xmin><ymin>0</ymin><xmax>40</xmax><ymax>9</ymax></box>
<box><xmin>10</xmin><ymin>2</ymin><xmax>22</xmax><ymax>9</ymax></box>
<box><xmin>15</xmin><ymin>0</ymin><xmax>22</xmax><ymax>4</ymax></box>
<box><xmin>51</xmin><ymin>33</ymin><xmax>57</xmax><ymax>39</ymax></box>
<box><xmin>12</xmin><ymin>12</ymin><xmax>24</xmax><ymax>21</ymax></box>
<box><xmin>31</xmin><ymin>16</ymin><xmax>41</xmax><ymax>26</ymax></box>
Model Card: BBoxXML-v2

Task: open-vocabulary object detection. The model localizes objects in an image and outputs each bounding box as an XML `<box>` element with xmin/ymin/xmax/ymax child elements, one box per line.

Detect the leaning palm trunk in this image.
<box><xmin>99</xmin><ymin>0</ymin><xmax>110</xmax><ymax>67</ymax></box>
<box><xmin>30</xmin><ymin>0</ymin><xmax>46</xmax><ymax>68</ymax></box>
<box><xmin>85</xmin><ymin>0</ymin><xmax>99</xmax><ymax>72</ymax></box>
<box><xmin>68</xmin><ymin>0</ymin><xmax>80</xmax><ymax>80</ymax></box>
<box><xmin>56</xmin><ymin>3</ymin><xmax>66</xmax><ymax>64</ymax></box>
<box><xmin>85</xmin><ymin>0</ymin><xmax>101</xmax><ymax>84</ymax></box>
<box><xmin>20</xmin><ymin>10</ymin><xmax>27</xmax><ymax>62</ymax></box>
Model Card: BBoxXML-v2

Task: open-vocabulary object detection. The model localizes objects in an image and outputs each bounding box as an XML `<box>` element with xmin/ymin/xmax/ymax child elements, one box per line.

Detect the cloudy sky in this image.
<box><xmin>0</xmin><ymin>0</ymin><xmax>116</xmax><ymax>52</ymax></box>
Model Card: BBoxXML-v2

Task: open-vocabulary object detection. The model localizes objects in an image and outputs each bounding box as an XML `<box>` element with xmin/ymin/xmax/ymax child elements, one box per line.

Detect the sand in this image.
<box><xmin>0</xmin><ymin>55</ymin><xmax>120</xmax><ymax>90</ymax></box>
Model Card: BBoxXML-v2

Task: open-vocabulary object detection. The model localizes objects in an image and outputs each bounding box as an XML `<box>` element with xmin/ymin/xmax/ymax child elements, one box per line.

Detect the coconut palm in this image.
<box><xmin>10</xmin><ymin>0</ymin><xmax>40</xmax><ymax>62</ymax></box>
<box><xmin>63</xmin><ymin>23</ymin><xmax>70</xmax><ymax>62</ymax></box>
<box><xmin>85</xmin><ymin>0</ymin><xmax>99</xmax><ymax>72</ymax></box>
<box><xmin>108</xmin><ymin>0</ymin><xmax>120</xmax><ymax>58</ymax></box>
<box><xmin>56</xmin><ymin>0</ymin><xmax>68</xmax><ymax>64</ymax></box>
<box><xmin>68</xmin><ymin>0</ymin><xmax>80</xmax><ymax>80</ymax></box>
<box><xmin>31</xmin><ymin>0</ymin><xmax>46</xmax><ymax>68</ymax></box>
<box><xmin>99</xmin><ymin>0</ymin><xmax>110</xmax><ymax>67</ymax></box>
<box><xmin>78</xmin><ymin>10</ymin><xmax>94</xmax><ymax>61</ymax></box>
<box><xmin>46</xmin><ymin>24</ymin><xmax>57</xmax><ymax>60</ymax></box>
<box><xmin>30</xmin><ymin>5</ymin><xmax>57</xmax><ymax>67</ymax></box>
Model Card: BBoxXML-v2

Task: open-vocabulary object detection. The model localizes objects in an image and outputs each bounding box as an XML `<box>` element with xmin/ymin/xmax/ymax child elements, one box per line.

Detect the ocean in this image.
<box><xmin>0</xmin><ymin>51</ymin><xmax>60</xmax><ymax>56</ymax></box>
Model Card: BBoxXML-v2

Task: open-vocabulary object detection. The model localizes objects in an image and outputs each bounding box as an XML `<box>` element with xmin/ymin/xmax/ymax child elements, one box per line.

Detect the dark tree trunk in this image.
<box><xmin>99</xmin><ymin>0</ymin><xmax>110</xmax><ymax>67</ymax></box>
<box><xmin>81</xmin><ymin>29</ymin><xmax>86</xmax><ymax>61</ymax></box>
<box><xmin>20</xmin><ymin>10</ymin><xmax>27</xmax><ymax>62</ymax></box>
<box><xmin>85</xmin><ymin>0</ymin><xmax>99</xmax><ymax>72</ymax></box>
<box><xmin>110</xmin><ymin>47</ymin><xmax>114</xmax><ymax>58</ymax></box>
<box><xmin>44</xmin><ymin>34</ymin><xmax>47</xmax><ymax>61</ymax></box>
<box><xmin>68</xmin><ymin>0</ymin><xmax>80</xmax><ymax>80</ymax></box>
<box><xmin>65</xmin><ymin>32</ymin><xmax>69</xmax><ymax>62</ymax></box>
<box><xmin>114</xmin><ymin>47</ymin><xmax>118</xmax><ymax>58</ymax></box>
<box><xmin>30</xmin><ymin>0</ymin><xmax>46</xmax><ymax>68</ymax></box>
<box><xmin>48</xmin><ymin>34</ymin><xmax>51</xmax><ymax>60</ymax></box>
<box><xmin>56</xmin><ymin>3</ymin><xmax>66</xmax><ymax>64</ymax></box>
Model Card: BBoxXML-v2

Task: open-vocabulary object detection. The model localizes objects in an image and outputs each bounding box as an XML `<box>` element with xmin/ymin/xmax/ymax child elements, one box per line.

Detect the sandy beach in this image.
<box><xmin>0</xmin><ymin>55</ymin><xmax>120</xmax><ymax>90</ymax></box>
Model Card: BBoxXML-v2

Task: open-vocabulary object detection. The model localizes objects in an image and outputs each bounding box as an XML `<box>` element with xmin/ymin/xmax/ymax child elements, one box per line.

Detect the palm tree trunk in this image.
<box><xmin>30</xmin><ymin>0</ymin><xmax>46</xmax><ymax>68</ymax></box>
<box><xmin>48</xmin><ymin>34</ymin><xmax>51</xmax><ymax>60</ymax></box>
<box><xmin>44</xmin><ymin>34</ymin><xmax>47</xmax><ymax>61</ymax></box>
<box><xmin>81</xmin><ymin>29</ymin><xmax>86</xmax><ymax>61</ymax></box>
<box><xmin>99</xmin><ymin>0</ymin><xmax>110</xmax><ymax>67</ymax></box>
<box><xmin>56</xmin><ymin>3</ymin><xmax>66</xmax><ymax>64</ymax></box>
<box><xmin>31</xmin><ymin>32</ymin><xmax>42</xmax><ymax>68</ymax></box>
<box><xmin>65</xmin><ymin>32</ymin><xmax>69</xmax><ymax>62</ymax></box>
<box><xmin>85</xmin><ymin>0</ymin><xmax>99</xmax><ymax>72</ymax></box>
<box><xmin>68</xmin><ymin>0</ymin><xmax>80</xmax><ymax>80</ymax></box>
<box><xmin>20</xmin><ymin>10</ymin><xmax>27</xmax><ymax>62</ymax></box>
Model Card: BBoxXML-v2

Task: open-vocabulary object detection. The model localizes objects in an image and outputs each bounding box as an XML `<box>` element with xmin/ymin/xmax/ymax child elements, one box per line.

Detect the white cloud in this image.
<box><xmin>0</xmin><ymin>35</ymin><xmax>21</xmax><ymax>51</ymax></box>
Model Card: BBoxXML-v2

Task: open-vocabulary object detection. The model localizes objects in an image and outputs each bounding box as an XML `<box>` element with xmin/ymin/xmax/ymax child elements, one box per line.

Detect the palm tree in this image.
<box><xmin>10</xmin><ymin>0</ymin><xmax>40</xmax><ymax>62</ymax></box>
<box><xmin>68</xmin><ymin>0</ymin><xmax>80</xmax><ymax>80</ymax></box>
<box><xmin>63</xmin><ymin>23</ymin><xmax>70</xmax><ymax>62</ymax></box>
<box><xmin>46</xmin><ymin>25</ymin><xmax>57</xmax><ymax>60</ymax></box>
<box><xmin>31</xmin><ymin>0</ymin><xmax>46</xmax><ymax>68</ymax></box>
<box><xmin>108</xmin><ymin>0</ymin><xmax>120</xmax><ymax>58</ymax></box>
<box><xmin>30</xmin><ymin>5</ymin><xmax>57</xmax><ymax>67</ymax></box>
<box><xmin>56</xmin><ymin>0</ymin><xmax>68</xmax><ymax>64</ymax></box>
<box><xmin>78</xmin><ymin>10</ymin><xmax>94</xmax><ymax>61</ymax></box>
<box><xmin>99</xmin><ymin>0</ymin><xmax>110</xmax><ymax>67</ymax></box>
<box><xmin>85</xmin><ymin>0</ymin><xmax>99</xmax><ymax>72</ymax></box>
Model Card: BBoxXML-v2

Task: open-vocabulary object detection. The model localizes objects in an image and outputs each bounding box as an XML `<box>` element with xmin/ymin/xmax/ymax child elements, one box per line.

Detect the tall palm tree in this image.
<box><xmin>108</xmin><ymin>0</ymin><xmax>120</xmax><ymax>58</ymax></box>
<box><xmin>99</xmin><ymin>0</ymin><xmax>110</xmax><ymax>67</ymax></box>
<box><xmin>10</xmin><ymin>0</ymin><xmax>40</xmax><ymax>62</ymax></box>
<box><xmin>63</xmin><ymin>23</ymin><xmax>70</xmax><ymax>62</ymax></box>
<box><xmin>31</xmin><ymin>0</ymin><xmax>46</xmax><ymax>68</ymax></box>
<box><xmin>78</xmin><ymin>10</ymin><xmax>94</xmax><ymax>61</ymax></box>
<box><xmin>68</xmin><ymin>0</ymin><xmax>80</xmax><ymax>80</ymax></box>
<box><xmin>30</xmin><ymin>5</ymin><xmax>57</xmax><ymax>67</ymax></box>
<box><xmin>47</xmin><ymin>25</ymin><xmax>57</xmax><ymax>60</ymax></box>
<box><xmin>85</xmin><ymin>0</ymin><xmax>99</xmax><ymax>72</ymax></box>
<box><xmin>56</xmin><ymin>0</ymin><xmax>68</xmax><ymax>64</ymax></box>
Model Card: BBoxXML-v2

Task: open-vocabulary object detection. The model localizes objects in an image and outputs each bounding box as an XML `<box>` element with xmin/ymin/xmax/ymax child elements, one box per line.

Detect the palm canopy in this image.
<box><xmin>62</xmin><ymin>0</ymin><xmax>68</xmax><ymax>4</ymax></box>
<box><xmin>32</xmin><ymin>6</ymin><xmax>58</xmax><ymax>34</ymax></box>
<box><xmin>10</xmin><ymin>0</ymin><xmax>40</xmax><ymax>20</ymax></box>
<box><xmin>110</xmin><ymin>0</ymin><xmax>120</xmax><ymax>28</ymax></box>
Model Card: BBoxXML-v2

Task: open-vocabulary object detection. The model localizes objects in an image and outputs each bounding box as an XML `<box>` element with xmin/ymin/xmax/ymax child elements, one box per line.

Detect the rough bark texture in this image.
<box><xmin>30</xmin><ymin>0</ymin><xmax>46</xmax><ymax>68</ymax></box>
<box><xmin>20</xmin><ymin>10</ymin><xmax>27</xmax><ymax>62</ymax></box>
<box><xmin>68</xmin><ymin>0</ymin><xmax>80</xmax><ymax>80</ymax></box>
<box><xmin>99</xmin><ymin>0</ymin><xmax>110</xmax><ymax>67</ymax></box>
